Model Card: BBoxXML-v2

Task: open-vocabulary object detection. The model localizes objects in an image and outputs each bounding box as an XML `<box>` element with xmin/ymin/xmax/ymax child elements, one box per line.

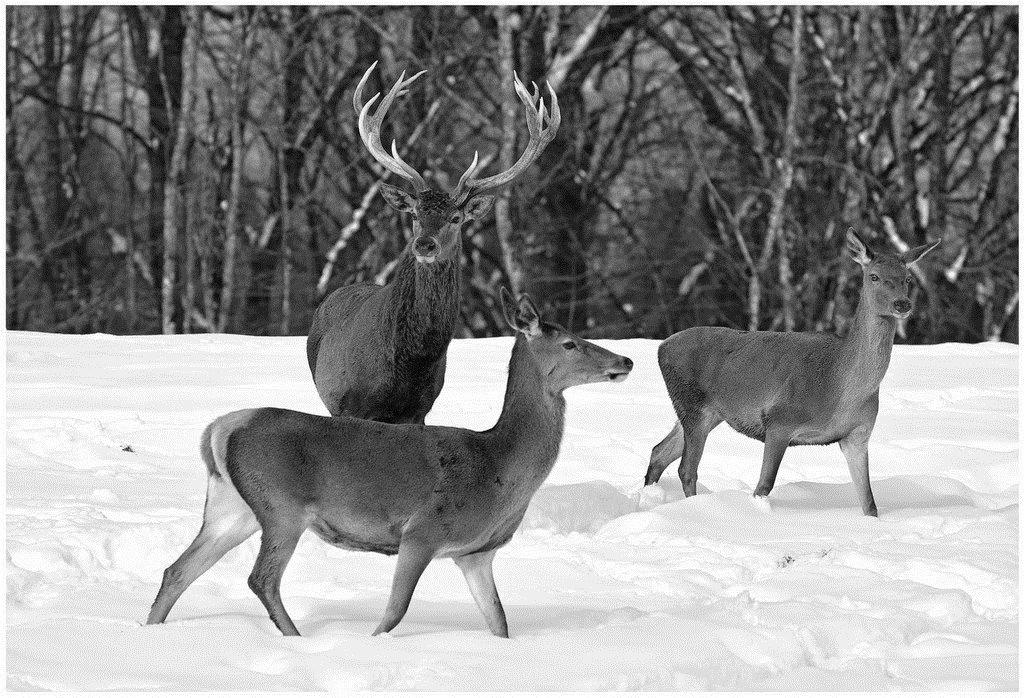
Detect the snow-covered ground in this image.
<box><xmin>6</xmin><ymin>331</ymin><xmax>1018</xmax><ymax>691</ymax></box>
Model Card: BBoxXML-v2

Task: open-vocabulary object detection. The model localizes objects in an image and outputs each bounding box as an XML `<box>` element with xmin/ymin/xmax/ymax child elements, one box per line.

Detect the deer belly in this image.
<box><xmin>789</xmin><ymin>430</ymin><xmax>843</xmax><ymax>446</ymax></box>
<box><xmin>451</xmin><ymin>503</ymin><xmax>531</xmax><ymax>558</ymax></box>
<box><xmin>721</xmin><ymin>402</ymin><xmax>852</xmax><ymax>445</ymax></box>
<box><xmin>723</xmin><ymin>415</ymin><xmax>768</xmax><ymax>442</ymax></box>
<box><xmin>308</xmin><ymin>515</ymin><xmax>401</xmax><ymax>555</ymax></box>
<box><xmin>437</xmin><ymin>527</ymin><xmax>517</xmax><ymax>558</ymax></box>
<box><xmin>789</xmin><ymin>415</ymin><xmax>860</xmax><ymax>446</ymax></box>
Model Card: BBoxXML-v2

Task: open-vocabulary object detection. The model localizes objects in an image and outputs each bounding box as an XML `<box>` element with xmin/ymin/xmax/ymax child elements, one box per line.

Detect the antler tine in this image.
<box><xmin>389</xmin><ymin>140</ymin><xmax>422</xmax><ymax>183</ymax></box>
<box><xmin>454</xmin><ymin>74</ymin><xmax>561</xmax><ymax>204</ymax></box>
<box><xmin>353</xmin><ymin>63</ymin><xmax>428</xmax><ymax>191</ymax></box>
<box><xmin>358</xmin><ymin>96</ymin><xmax>424</xmax><ymax>187</ymax></box>
<box><xmin>375</xmin><ymin>70</ymin><xmax>427</xmax><ymax>123</ymax></box>
<box><xmin>352</xmin><ymin>61</ymin><xmax>378</xmax><ymax>115</ymax></box>
<box><xmin>455</xmin><ymin>150</ymin><xmax>480</xmax><ymax>195</ymax></box>
<box><xmin>512</xmin><ymin>74</ymin><xmax>541</xmax><ymax>138</ymax></box>
<box><xmin>544</xmin><ymin>81</ymin><xmax>560</xmax><ymax>130</ymax></box>
<box><xmin>528</xmin><ymin>80</ymin><xmax>546</xmax><ymax>130</ymax></box>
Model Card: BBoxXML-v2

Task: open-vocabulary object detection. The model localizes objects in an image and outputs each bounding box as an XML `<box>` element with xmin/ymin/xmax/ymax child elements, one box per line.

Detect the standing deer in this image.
<box><xmin>644</xmin><ymin>229</ymin><xmax>940</xmax><ymax>516</ymax></box>
<box><xmin>147</xmin><ymin>289</ymin><xmax>632</xmax><ymax>637</ymax></box>
<box><xmin>307</xmin><ymin>62</ymin><xmax>560</xmax><ymax>423</ymax></box>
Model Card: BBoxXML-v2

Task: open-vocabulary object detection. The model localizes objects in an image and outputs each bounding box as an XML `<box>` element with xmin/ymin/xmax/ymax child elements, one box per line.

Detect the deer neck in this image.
<box><xmin>492</xmin><ymin>335</ymin><xmax>566</xmax><ymax>475</ymax></box>
<box><xmin>838</xmin><ymin>295</ymin><xmax>897</xmax><ymax>393</ymax></box>
<box><xmin>385</xmin><ymin>251</ymin><xmax>461</xmax><ymax>356</ymax></box>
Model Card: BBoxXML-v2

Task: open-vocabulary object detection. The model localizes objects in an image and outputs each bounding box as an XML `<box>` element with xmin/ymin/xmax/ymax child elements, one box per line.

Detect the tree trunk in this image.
<box><xmin>924</xmin><ymin>6</ymin><xmax>953</xmax><ymax>337</ymax></box>
<box><xmin>6</xmin><ymin>104</ymin><xmax>22</xmax><ymax>330</ymax></box>
<box><xmin>125</xmin><ymin>7</ymin><xmax>185</xmax><ymax>324</ymax></box>
<box><xmin>118</xmin><ymin>20</ymin><xmax>138</xmax><ymax>333</ymax></box>
<box><xmin>774</xmin><ymin>6</ymin><xmax>802</xmax><ymax>332</ymax></box>
<box><xmin>65</xmin><ymin>7</ymin><xmax>100</xmax><ymax>331</ymax></box>
<box><xmin>182</xmin><ymin>183</ymin><xmax>196</xmax><ymax>334</ymax></box>
<box><xmin>493</xmin><ymin>6</ymin><xmax>524</xmax><ymax>296</ymax></box>
<box><xmin>278</xmin><ymin>6</ymin><xmax>308</xmax><ymax>335</ymax></box>
<box><xmin>278</xmin><ymin>137</ymin><xmax>292</xmax><ymax>335</ymax></box>
<box><xmin>216</xmin><ymin>9</ymin><xmax>250</xmax><ymax>334</ymax></box>
<box><xmin>36</xmin><ymin>7</ymin><xmax>65</xmax><ymax>327</ymax></box>
<box><xmin>161</xmin><ymin>6</ymin><xmax>200</xmax><ymax>334</ymax></box>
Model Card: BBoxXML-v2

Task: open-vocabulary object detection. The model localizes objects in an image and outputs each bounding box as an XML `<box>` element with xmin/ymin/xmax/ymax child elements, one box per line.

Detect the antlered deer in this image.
<box><xmin>644</xmin><ymin>229</ymin><xmax>940</xmax><ymax>516</ymax></box>
<box><xmin>147</xmin><ymin>289</ymin><xmax>632</xmax><ymax>637</ymax></box>
<box><xmin>307</xmin><ymin>63</ymin><xmax>560</xmax><ymax>423</ymax></box>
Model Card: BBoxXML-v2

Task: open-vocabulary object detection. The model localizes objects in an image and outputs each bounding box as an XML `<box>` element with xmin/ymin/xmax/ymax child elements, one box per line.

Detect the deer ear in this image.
<box><xmin>901</xmin><ymin>238</ymin><xmax>941</xmax><ymax>266</ymax></box>
<box><xmin>500</xmin><ymin>288</ymin><xmax>541</xmax><ymax>337</ymax></box>
<box><xmin>462</xmin><ymin>194</ymin><xmax>495</xmax><ymax>221</ymax></box>
<box><xmin>379</xmin><ymin>183</ymin><xmax>417</xmax><ymax>213</ymax></box>
<box><xmin>846</xmin><ymin>228</ymin><xmax>874</xmax><ymax>266</ymax></box>
<box><xmin>499</xmin><ymin>287</ymin><xmax>518</xmax><ymax>330</ymax></box>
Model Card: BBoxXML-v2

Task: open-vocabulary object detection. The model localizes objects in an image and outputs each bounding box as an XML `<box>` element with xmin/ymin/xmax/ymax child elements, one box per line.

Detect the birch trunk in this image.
<box><xmin>494</xmin><ymin>6</ymin><xmax>524</xmax><ymax>296</ymax></box>
<box><xmin>774</xmin><ymin>6</ymin><xmax>803</xmax><ymax>332</ymax></box>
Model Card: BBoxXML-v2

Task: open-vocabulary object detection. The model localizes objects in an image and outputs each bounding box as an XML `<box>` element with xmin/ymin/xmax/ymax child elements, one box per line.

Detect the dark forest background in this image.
<box><xmin>6</xmin><ymin>6</ymin><xmax>1018</xmax><ymax>342</ymax></box>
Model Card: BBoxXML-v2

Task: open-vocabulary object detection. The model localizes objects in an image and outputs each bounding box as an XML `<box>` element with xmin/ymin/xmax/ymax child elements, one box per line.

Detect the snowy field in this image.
<box><xmin>6</xmin><ymin>330</ymin><xmax>1019</xmax><ymax>691</ymax></box>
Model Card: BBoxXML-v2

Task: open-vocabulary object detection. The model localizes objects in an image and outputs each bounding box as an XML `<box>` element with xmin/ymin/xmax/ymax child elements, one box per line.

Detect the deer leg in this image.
<box><xmin>678</xmin><ymin>414</ymin><xmax>718</xmax><ymax>497</ymax></box>
<box><xmin>147</xmin><ymin>477</ymin><xmax>259</xmax><ymax>625</ymax></box>
<box><xmin>372</xmin><ymin>538</ymin><xmax>435</xmax><ymax>636</ymax></box>
<box><xmin>454</xmin><ymin>549</ymin><xmax>508</xmax><ymax>638</ymax></box>
<box><xmin>645</xmin><ymin>421</ymin><xmax>684</xmax><ymax>486</ymax></box>
<box><xmin>753</xmin><ymin>430</ymin><xmax>791</xmax><ymax>499</ymax></box>
<box><xmin>839</xmin><ymin>430</ymin><xmax>878</xmax><ymax>517</ymax></box>
<box><xmin>247</xmin><ymin>518</ymin><xmax>306</xmax><ymax>636</ymax></box>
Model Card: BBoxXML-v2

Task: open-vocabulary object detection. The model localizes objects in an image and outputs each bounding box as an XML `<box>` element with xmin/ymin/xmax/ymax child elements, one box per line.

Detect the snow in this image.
<box><xmin>6</xmin><ymin>331</ymin><xmax>1019</xmax><ymax>691</ymax></box>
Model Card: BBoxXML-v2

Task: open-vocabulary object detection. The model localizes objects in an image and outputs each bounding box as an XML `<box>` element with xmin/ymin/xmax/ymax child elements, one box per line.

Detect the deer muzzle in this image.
<box><xmin>605</xmin><ymin>356</ymin><xmax>633</xmax><ymax>382</ymax></box>
<box><xmin>893</xmin><ymin>298</ymin><xmax>912</xmax><ymax>317</ymax></box>
<box><xmin>412</xmin><ymin>235</ymin><xmax>439</xmax><ymax>263</ymax></box>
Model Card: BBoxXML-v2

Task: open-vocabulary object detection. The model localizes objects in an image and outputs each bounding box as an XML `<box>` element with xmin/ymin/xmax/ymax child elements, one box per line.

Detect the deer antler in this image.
<box><xmin>353</xmin><ymin>61</ymin><xmax>428</xmax><ymax>192</ymax></box>
<box><xmin>454</xmin><ymin>72</ymin><xmax>561</xmax><ymax>205</ymax></box>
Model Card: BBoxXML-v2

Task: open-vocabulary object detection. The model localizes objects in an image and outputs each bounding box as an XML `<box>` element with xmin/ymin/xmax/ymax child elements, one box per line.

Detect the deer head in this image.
<box><xmin>846</xmin><ymin>228</ymin><xmax>941</xmax><ymax>319</ymax></box>
<box><xmin>500</xmin><ymin>288</ymin><xmax>632</xmax><ymax>394</ymax></box>
<box><xmin>355</xmin><ymin>62</ymin><xmax>560</xmax><ymax>264</ymax></box>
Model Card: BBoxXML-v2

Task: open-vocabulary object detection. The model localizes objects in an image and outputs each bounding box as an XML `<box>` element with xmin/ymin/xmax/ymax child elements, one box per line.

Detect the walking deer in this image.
<box><xmin>644</xmin><ymin>229</ymin><xmax>940</xmax><ymax>516</ymax></box>
<box><xmin>148</xmin><ymin>289</ymin><xmax>632</xmax><ymax>637</ymax></box>
<box><xmin>307</xmin><ymin>63</ymin><xmax>560</xmax><ymax>423</ymax></box>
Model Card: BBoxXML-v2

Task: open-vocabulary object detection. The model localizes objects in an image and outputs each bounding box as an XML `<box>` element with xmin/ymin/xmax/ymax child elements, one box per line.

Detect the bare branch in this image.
<box><xmin>546</xmin><ymin>7</ymin><xmax>608</xmax><ymax>92</ymax></box>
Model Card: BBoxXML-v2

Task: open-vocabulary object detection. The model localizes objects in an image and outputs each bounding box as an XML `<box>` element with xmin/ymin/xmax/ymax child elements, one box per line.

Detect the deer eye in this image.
<box><xmin>561</xmin><ymin>340</ymin><xmax>578</xmax><ymax>350</ymax></box>
<box><xmin>870</xmin><ymin>274</ymin><xmax>879</xmax><ymax>282</ymax></box>
<box><xmin>450</xmin><ymin>214</ymin><xmax>461</xmax><ymax>224</ymax></box>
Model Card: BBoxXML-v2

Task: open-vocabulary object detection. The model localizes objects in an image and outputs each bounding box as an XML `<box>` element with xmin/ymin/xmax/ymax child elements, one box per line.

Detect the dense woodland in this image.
<box><xmin>6</xmin><ymin>6</ymin><xmax>1018</xmax><ymax>342</ymax></box>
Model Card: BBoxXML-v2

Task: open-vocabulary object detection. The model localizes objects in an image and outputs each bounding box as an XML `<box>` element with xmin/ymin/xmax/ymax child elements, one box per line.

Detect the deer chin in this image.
<box><xmin>414</xmin><ymin>254</ymin><xmax>437</xmax><ymax>264</ymax></box>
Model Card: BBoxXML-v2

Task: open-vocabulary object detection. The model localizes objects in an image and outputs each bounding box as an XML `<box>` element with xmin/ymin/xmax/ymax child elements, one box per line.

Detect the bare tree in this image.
<box><xmin>5</xmin><ymin>5</ymin><xmax>1016</xmax><ymax>343</ymax></box>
